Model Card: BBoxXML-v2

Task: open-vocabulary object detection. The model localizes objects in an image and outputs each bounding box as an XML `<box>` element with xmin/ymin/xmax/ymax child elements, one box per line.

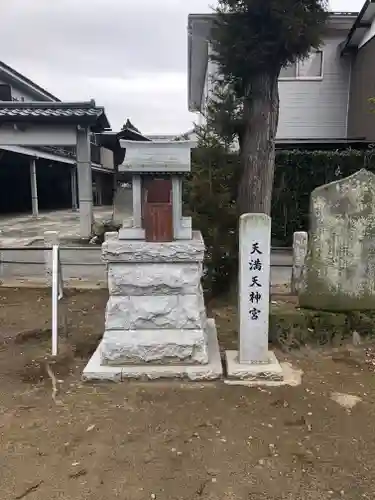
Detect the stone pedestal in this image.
<box><xmin>83</xmin><ymin>231</ymin><xmax>222</xmax><ymax>381</ymax></box>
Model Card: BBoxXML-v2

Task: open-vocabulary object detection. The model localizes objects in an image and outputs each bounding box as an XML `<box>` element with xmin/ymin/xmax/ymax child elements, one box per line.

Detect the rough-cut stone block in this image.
<box><xmin>105</xmin><ymin>294</ymin><xmax>206</xmax><ymax>331</ymax></box>
<box><xmin>105</xmin><ymin>297</ymin><xmax>131</xmax><ymax>330</ymax></box>
<box><xmin>83</xmin><ymin>319</ymin><xmax>222</xmax><ymax>381</ymax></box>
<box><xmin>108</xmin><ymin>262</ymin><xmax>202</xmax><ymax>296</ymax></box>
<box><xmin>102</xmin><ymin>231</ymin><xmax>205</xmax><ymax>263</ymax></box>
<box><xmin>299</xmin><ymin>169</ymin><xmax>375</xmax><ymax>311</ymax></box>
<box><xmin>101</xmin><ymin>328</ymin><xmax>209</xmax><ymax>365</ymax></box>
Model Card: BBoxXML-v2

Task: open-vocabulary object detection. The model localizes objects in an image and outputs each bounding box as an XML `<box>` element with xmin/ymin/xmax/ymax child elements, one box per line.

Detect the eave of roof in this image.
<box><xmin>0</xmin><ymin>100</ymin><xmax>111</xmax><ymax>132</ymax></box>
<box><xmin>275</xmin><ymin>137</ymin><xmax>372</xmax><ymax>150</ymax></box>
<box><xmin>0</xmin><ymin>60</ymin><xmax>60</xmax><ymax>102</ymax></box>
<box><xmin>341</xmin><ymin>0</ymin><xmax>375</xmax><ymax>53</ymax></box>
<box><xmin>0</xmin><ymin>144</ymin><xmax>110</xmax><ymax>172</ymax></box>
<box><xmin>118</xmin><ymin>127</ymin><xmax>151</xmax><ymax>142</ymax></box>
<box><xmin>98</xmin><ymin>128</ymin><xmax>151</xmax><ymax>150</ymax></box>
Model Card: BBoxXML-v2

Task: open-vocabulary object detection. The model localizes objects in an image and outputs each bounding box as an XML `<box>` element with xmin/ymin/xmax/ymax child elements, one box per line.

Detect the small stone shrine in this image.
<box><xmin>299</xmin><ymin>169</ymin><xmax>375</xmax><ymax>311</ymax></box>
<box><xmin>225</xmin><ymin>213</ymin><xmax>283</xmax><ymax>383</ymax></box>
<box><xmin>83</xmin><ymin>140</ymin><xmax>222</xmax><ymax>381</ymax></box>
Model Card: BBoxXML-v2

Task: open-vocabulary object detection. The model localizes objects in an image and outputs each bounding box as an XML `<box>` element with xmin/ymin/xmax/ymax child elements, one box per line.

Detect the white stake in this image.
<box><xmin>51</xmin><ymin>245</ymin><xmax>59</xmax><ymax>356</ymax></box>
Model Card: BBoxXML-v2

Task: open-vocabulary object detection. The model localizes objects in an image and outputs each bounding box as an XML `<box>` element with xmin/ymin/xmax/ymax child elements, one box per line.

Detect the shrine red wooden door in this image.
<box><xmin>143</xmin><ymin>178</ymin><xmax>173</xmax><ymax>242</ymax></box>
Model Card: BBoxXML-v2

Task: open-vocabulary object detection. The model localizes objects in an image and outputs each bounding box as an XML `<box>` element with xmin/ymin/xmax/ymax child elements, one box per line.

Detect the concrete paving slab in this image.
<box><xmin>0</xmin><ymin>206</ymin><xmax>131</xmax><ymax>247</ymax></box>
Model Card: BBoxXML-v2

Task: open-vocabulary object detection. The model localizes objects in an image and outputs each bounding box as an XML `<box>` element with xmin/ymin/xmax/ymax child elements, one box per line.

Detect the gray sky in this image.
<box><xmin>0</xmin><ymin>0</ymin><xmax>365</xmax><ymax>134</ymax></box>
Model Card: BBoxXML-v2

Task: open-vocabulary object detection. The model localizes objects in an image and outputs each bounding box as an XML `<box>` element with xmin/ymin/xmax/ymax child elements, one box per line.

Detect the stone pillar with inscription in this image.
<box><xmin>225</xmin><ymin>213</ymin><xmax>283</xmax><ymax>383</ymax></box>
<box><xmin>83</xmin><ymin>140</ymin><xmax>222</xmax><ymax>382</ymax></box>
<box><xmin>291</xmin><ymin>231</ymin><xmax>308</xmax><ymax>294</ymax></box>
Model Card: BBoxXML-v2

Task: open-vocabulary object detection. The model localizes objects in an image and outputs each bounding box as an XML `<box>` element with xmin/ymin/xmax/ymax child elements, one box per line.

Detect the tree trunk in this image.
<box><xmin>237</xmin><ymin>72</ymin><xmax>279</xmax><ymax>216</ymax></box>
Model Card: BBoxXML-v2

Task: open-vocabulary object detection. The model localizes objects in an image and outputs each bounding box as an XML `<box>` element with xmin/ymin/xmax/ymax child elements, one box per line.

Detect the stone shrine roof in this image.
<box><xmin>118</xmin><ymin>140</ymin><xmax>194</xmax><ymax>174</ymax></box>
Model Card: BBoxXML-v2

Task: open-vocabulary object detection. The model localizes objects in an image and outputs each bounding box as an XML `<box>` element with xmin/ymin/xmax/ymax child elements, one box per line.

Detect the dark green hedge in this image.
<box><xmin>272</xmin><ymin>149</ymin><xmax>375</xmax><ymax>246</ymax></box>
<box><xmin>185</xmin><ymin>147</ymin><xmax>375</xmax><ymax>296</ymax></box>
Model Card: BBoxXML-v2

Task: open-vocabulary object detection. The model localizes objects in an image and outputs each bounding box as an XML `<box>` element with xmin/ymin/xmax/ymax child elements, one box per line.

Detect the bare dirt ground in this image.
<box><xmin>1</xmin><ymin>288</ymin><xmax>375</xmax><ymax>500</ymax></box>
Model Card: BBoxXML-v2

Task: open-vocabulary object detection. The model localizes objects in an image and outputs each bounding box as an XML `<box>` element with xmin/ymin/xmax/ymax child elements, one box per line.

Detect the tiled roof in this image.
<box><xmin>0</xmin><ymin>100</ymin><xmax>110</xmax><ymax>131</ymax></box>
<box><xmin>0</xmin><ymin>106</ymin><xmax>102</xmax><ymax>119</ymax></box>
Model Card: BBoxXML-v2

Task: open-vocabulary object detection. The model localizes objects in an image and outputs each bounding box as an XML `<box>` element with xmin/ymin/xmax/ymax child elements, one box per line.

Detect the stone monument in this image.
<box><xmin>83</xmin><ymin>140</ymin><xmax>222</xmax><ymax>381</ymax></box>
<box><xmin>299</xmin><ymin>169</ymin><xmax>375</xmax><ymax>311</ymax></box>
<box><xmin>225</xmin><ymin>213</ymin><xmax>283</xmax><ymax>382</ymax></box>
<box><xmin>291</xmin><ymin>231</ymin><xmax>308</xmax><ymax>294</ymax></box>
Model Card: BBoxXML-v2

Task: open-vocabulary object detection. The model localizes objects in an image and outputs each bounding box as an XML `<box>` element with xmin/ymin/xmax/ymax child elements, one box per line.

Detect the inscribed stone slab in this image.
<box><xmin>239</xmin><ymin>213</ymin><xmax>271</xmax><ymax>364</ymax></box>
<box><xmin>299</xmin><ymin>169</ymin><xmax>375</xmax><ymax>311</ymax></box>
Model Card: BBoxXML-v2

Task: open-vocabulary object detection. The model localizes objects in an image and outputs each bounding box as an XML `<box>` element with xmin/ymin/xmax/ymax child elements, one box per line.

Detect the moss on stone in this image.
<box><xmin>269</xmin><ymin>302</ymin><xmax>375</xmax><ymax>349</ymax></box>
<box><xmin>347</xmin><ymin>311</ymin><xmax>375</xmax><ymax>338</ymax></box>
<box><xmin>309</xmin><ymin>312</ymin><xmax>348</xmax><ymax>346</ymax></box>
<box><xmin>269</xmin><ymin>305</ymin><xmax>312</xmax><ymax>349</ymax></box>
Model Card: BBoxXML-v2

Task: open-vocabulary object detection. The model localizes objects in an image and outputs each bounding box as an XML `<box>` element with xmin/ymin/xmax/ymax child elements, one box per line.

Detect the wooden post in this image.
<box><xmin>30</xmin><ymin>159</ymin><xmax>39</xmax><ymax>217</ymax></box>
<box><xmin>76</xmin><ymin>128</ymin><xmax>93</xmax><ymax>238</ymax></box>
<box><xmin>71</xmin><ymin>166</ymin><xmax>78</xmax><ymax>211</ymax></box>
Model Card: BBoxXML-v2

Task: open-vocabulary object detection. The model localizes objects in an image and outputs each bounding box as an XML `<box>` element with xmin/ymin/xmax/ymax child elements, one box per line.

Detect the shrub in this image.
<box><xmin>185</xmin><ymin>147</ymin><xmax>375</xmax><ymax>298</ymax></box>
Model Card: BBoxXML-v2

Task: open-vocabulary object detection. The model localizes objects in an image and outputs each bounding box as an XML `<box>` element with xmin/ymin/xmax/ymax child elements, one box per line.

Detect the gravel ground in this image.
<box><xmin>0</xmin><ymin>288</ymin><xmax>375</xmax><ymax>500</ymax></box>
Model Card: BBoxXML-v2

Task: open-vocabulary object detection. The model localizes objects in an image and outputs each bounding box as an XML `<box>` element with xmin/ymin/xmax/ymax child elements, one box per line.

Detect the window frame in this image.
<box><xmin>279</xmin><ymin>50</ymin><xmax>324</xmax><ymax>81</ymax></box>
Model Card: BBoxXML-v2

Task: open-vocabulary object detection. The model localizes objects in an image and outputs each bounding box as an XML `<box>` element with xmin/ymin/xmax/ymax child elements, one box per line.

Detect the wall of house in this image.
<box><xmin>347</xmin><ymin>36</ymin><xmax>375</xmax><ymax>141</ymax></box>
<box><xmin>201</xmin><ymin>46</ymin><xmax>218</xmax><ymax>114</ymax></box>
<box><xmin>11</xmin><ymin>85</ymin><xmax>36</xmax><ymax>102</ymax></box>
<box><xmin>278</xmin><ymin>34</ymin><xmax>351</xmax><ymax>140</ymax></box>
<box><xmin>0</xmin><ymin>76</ymin><xmax>55</xmax><ymax>102</ymax></box>
<box><xmin>100</xmin><ymin>147</ymin><xmax>114</xmax><ymax>170</ymax></box>
<box><xmin>201</xmin><ymin>34</ymin><xmax>351</xmax><ymax>141</ymax></box>
<box><xmin>0</xmin><ymin>78</ymin><xmax>34</xmax><ymax>102</ymax></box>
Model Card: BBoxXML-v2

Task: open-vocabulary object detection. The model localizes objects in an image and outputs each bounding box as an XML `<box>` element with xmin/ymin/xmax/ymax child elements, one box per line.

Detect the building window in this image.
<box><xmin>12</xmin><ymin>95</ymin><xmax>25</xmax><ymax>102</ymax></box>
<box><xmin>279</xmin><ymin>50</ymin><xmax>323</xmax><ymax>80</ymax></box>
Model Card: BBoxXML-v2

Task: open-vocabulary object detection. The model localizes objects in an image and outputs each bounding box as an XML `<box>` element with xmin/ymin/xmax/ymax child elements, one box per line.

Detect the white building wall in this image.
<box><xmin>11</xmin><ymin>86</ymin><xmax>35</xmax><ymax>102</ymax></box>
<box><xmin>100</xmin><ymin>147</ymin><xmax>114</xmax><ymax>170</ymax></box>
<box><xmin>203</xmin><ymin>35</ymin><xmax>351</xmax><ymax>141</ymax></box>
<box><xmin>0</xmin><ymin>77</ymin><xmax>37</xmax><ymax>102</ymax></box>
<box><xmin>201</xmin><ymin>45</ymin><xmax>220</xmax><ymax>113</ymax></box>
<box><xmin>278</xmin><ymin>35</ymin><xmax>351</xmax><ymax>139</ymax></box>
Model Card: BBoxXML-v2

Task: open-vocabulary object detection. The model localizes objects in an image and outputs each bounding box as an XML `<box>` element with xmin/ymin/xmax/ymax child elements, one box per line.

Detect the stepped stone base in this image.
<box><xmin>225</xmin><ymin>350</ymin><xmax>283</xmax><ymax>384</ymax></box>
<box><xmin>83</xmin><ymin>319</ymin><xmax>223</xmax><ymax>382</ymax></box>
<box><xmin>83</xmin><ymin>232</ymin><xmax>223</xmax><ymax>382</ymax></box>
